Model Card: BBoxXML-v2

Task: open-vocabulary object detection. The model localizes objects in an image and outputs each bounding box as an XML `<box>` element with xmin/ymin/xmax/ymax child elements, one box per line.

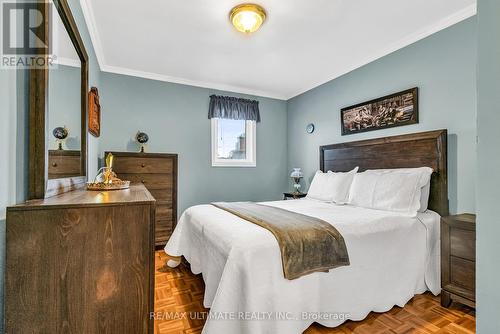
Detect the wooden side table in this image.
<box><xmin>283</xmin><ymin>192</ymin><xmax>307</xmax><ymax>200</ymax></box>
<box><xmin>441</xmin><ymin>213</ymin><xmax>476</xmax><ymax>308</ymax></box>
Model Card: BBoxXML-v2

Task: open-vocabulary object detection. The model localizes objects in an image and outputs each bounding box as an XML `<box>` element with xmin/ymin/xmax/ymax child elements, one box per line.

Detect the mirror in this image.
<box><xmin>28</xmin><ymin>0</ymin><xmax>88</xmax><ymax>199</ymax></box>
<box><xmin>47</xmin><ymin>10</ymin><xmax>82</xmax><ymax>179</ymax></box>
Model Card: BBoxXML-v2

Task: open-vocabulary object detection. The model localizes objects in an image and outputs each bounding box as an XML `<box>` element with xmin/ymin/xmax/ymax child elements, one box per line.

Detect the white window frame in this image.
<box><xmin>211</xmin><ymin>118</ymin><xmax>256</xmax><ymax>167</ymax></box>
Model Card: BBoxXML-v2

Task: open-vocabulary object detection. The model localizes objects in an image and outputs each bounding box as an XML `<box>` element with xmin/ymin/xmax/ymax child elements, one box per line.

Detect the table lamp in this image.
<box><xmin>290</xmin><ymin>168</ymin><xmax>303</xmax><ymax>194</ymax></box>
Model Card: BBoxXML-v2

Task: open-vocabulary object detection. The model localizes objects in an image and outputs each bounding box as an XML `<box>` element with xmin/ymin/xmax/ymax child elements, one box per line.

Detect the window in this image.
<box><xmin>211</xmin><ymin>118</ymin><xmax>256</xmax><ymax>167</ymax></box>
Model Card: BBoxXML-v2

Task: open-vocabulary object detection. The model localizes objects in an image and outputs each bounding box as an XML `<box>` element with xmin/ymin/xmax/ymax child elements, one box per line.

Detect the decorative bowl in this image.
<box><xmin>86</xmin><ymin>180</ymin><xmax>130</xmax><ymax>191</ymax></box>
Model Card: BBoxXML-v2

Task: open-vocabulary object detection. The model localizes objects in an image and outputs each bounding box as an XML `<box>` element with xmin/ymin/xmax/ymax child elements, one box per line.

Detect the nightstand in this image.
<box><xmin>283</xmin><ymin>192</ymin><xmax>307</xmax><ymax>200</ymax></box>
<box><xmin>441</xmin><ymin>213</ymin><xmax>476</xmax><ymax>308</ymax></box>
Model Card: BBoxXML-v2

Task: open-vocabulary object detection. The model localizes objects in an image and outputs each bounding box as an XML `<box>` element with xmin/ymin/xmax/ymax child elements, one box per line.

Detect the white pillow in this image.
<box><xmin>306</xmin><ymin>171</ymin><xmax>331</xmax><ymax>202</ymax></box>
<box><xmin>364</xmin><ymin>168</ymin><xmax>433</xmax><ymax>212</ymax></box>
<box><xmin>307</xmin><ymin>167</ymin><xmax>359</xmax><ymax>203</ymax></box>
<box><xmin>348</xmin><ymin>167</ymin><xmax>433</xmax><ymax>216</ymax></box>
<box><xmin>327</xmin><ymin>167</ymin><xmax>359</xmax><ymax>204</ymax></box>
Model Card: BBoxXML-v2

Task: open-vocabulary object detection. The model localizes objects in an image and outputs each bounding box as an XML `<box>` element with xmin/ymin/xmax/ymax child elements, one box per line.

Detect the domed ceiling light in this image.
<box><xmin>230</xmin><ymin>3</ymin><xmax>266</xmax><ymax>34</ymax></box>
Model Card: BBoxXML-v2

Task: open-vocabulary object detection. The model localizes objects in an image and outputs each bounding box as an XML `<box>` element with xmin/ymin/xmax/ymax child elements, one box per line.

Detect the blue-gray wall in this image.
<box><xmin>0</xmin><ymin>0</ymin><xmax>101</xmax><ymax>330</ymax></box>
<box><xmin>99</xmin><ymin>73</ymin><xmax>288</xmax><ymax>214</ymax></box>
<box><xmin>287</xmin><ymin>17</ymin><xmax>477</xmax><ymax>215</ymax></box>
<box><xmin>48</xmin><ymin>65</ymin><xmax>82</xmax><ymax>150</ymax></box>
<box><xmin>476</xmin><ymin>0</ymin><xmax>500</xmax><ymax>331</ymax></box>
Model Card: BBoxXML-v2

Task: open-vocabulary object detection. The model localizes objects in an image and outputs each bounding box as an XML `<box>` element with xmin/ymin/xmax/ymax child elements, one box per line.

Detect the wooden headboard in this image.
<box><xmin>320</xmin><ymin>129</ymin><xmax>448</xmax><ymax>216</ymax></box>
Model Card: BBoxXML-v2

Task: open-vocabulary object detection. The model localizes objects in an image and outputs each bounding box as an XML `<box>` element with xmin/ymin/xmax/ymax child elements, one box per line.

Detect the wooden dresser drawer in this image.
<box><xmin>48</xmin><ymin>150</ymin><xmax>81</xmax><ymax>177</ymax></box>
<box><xmin>149</xmin><ymin>189</ymin><xmax>173</xmax><ymax>202</ymax></box>
<box><xmin>450</xmin><ymin>256</ymin><xmax>475</xmax><ymax>290</ymax></box>
<box><xmin>156</xmin><ymin>205</ymin><xmax>173</xmax><ymax>220</ymax></box>
<box><xmin>107</xmin><ymin>152</ymin><xmax>178</xmax><ymax>247</ymax></box>
<box><xmin>118</xmin><ymin>173</ymin><xmax>173</xmax><ymax>190</ymax></box>
<box><xmin>112</xmin><ymin>156</ymin><xmax>173</xmax><ymax>174</ymax></box>
<box><xmin>156</xmin><ymin>219</ymin><xmax>173</xmax><ymax>246</ymax></box>
<box><xmin>450</xmin><ymin>228</ymin><xmax>475</xmax><ymax>261</ymax></box>
<box><xmin>441</xmin><ymin>213</ymin><xmax>476</xmax><ymax>309</ymax></box>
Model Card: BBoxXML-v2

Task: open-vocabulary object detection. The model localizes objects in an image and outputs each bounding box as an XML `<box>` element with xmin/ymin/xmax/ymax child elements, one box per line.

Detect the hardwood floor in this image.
<box><xmin>154</xmin><ymin>251</ymin><xmax>476</xmax><ymax>334</ymax></box>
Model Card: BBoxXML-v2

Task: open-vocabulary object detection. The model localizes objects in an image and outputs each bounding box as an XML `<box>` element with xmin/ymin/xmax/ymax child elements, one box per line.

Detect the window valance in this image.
<box><xmin>208</xmin><ymin>95</ymin><xmax>261</xmax><ymax>122</ymax></box>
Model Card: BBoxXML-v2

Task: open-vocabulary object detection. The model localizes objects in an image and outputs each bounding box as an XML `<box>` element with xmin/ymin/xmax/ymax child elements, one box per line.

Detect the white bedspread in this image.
<box><xmin>165</xmin><ymin>199</ymin><xmax>441</xmax><ymax>334</ymax></box>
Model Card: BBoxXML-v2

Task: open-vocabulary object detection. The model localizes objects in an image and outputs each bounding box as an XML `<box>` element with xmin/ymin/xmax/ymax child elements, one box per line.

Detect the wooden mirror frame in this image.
<box><xmin>29</xmin><ymin>0</ymin><xmax>89</xmax><ymax>199</ymax></box>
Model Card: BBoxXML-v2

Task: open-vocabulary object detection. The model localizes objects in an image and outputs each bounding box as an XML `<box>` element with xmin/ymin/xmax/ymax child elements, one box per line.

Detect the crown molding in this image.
<box><xmin>286</xmin><ymin>3</ymin><xmax>477</xmax><ymax>99</ymax></box>
<box><xmin>100</xmin><ymin>64</ymin><xmax>288</xmax><ymax>100</ymax></box>
<box><xmin>79</xmin><ymin>0</ymin><xmax>105</xmax><ymax>69</ymax></box>
<box><xmin>79</xmin><ymin>0</ymin><xmax>476</xmax><ymax>101</ymax></box>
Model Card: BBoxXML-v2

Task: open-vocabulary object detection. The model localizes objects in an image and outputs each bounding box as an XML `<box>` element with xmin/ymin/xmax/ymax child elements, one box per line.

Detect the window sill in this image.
<box><xmin>212</xmin><ymin>161</ymin><xmax>257</xmax><ymax>167</ymax></box>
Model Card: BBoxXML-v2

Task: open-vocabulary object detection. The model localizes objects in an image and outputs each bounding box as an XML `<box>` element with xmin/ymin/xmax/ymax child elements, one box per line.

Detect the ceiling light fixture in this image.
<box><xmin>230</xmin><ymin>3</ymin><xmax>266</xmax><ymax>34</ymax></box>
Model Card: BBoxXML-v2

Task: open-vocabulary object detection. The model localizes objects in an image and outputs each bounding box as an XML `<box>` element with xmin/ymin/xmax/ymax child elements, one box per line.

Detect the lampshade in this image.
<box><xmin>290</xmin><ymin>168</ymin><xmax>303</xmax><ymax>178</ymax></box>
<box><xmin>230</xmin><ymin>4</ymin><xmax>266</xmax><ymax>34</ymax></box>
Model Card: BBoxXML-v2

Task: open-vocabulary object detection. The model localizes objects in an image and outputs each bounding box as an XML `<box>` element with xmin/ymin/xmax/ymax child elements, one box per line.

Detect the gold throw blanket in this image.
<box><xmin>212</xmin><ymin>202</ymin><xmax>350</xmax><ymax>280</ymax></box>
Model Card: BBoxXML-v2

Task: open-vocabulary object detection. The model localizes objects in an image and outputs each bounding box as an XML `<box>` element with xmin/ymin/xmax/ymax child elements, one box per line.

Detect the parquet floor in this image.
<box><xmin>154</xmin><ymin>251</ymin><xmax>476</xmax><ymax>334</ymax></box>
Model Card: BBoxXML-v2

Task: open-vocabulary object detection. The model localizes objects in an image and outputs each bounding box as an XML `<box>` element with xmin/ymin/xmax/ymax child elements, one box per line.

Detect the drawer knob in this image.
<box><xmin>141</xmin><ymin>180</ymin><xmax>146</xmax><ymax>184</ymax></box>
<box><xmin>141</xmin><ymin>163</ymin><xmax>146</xmax><ymax>168</ymax></box>
<box><xmin>52</xmin><ymin>163</ymin><xmax>57</xmax><ymax>167</ymax></box>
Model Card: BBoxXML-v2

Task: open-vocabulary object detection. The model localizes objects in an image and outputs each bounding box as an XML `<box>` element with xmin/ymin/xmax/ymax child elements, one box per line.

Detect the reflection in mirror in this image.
<box><xmin>48</xmin><ymin>6</ymin><xmax>82</xmax><ymax>179</ymax></box>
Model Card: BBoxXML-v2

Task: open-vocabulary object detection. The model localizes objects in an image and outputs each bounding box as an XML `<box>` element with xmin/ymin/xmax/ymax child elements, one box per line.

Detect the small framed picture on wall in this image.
<box><xmin>88</xmin><ymin>87</ymin><xmax>101</xmax><ymax>137</ymax></box>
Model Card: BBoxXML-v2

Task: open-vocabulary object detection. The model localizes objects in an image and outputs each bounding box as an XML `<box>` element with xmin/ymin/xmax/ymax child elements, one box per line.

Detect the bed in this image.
<box><xmin>165</xmin><ymin>129</ymin><xmax>448</xmax><ymax>334</ymax></box>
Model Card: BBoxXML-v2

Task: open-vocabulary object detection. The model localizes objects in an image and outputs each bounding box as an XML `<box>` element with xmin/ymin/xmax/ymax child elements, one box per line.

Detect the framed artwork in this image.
<box><xmin>340</xmin><ymin>87</ymin><xmax>418</xmax><ymax>136</ymax></box>
<box><xmin>88</xmin><ymin>86</ymin><xmax>101</xmax><ymax>137</ymax></box>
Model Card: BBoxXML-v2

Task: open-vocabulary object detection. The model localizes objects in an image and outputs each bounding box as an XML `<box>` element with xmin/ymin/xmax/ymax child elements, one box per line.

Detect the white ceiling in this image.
<box><xmin>81</xmin><ymin>0</ymin><xmax>476</xmax><ymax>100</ymax></box>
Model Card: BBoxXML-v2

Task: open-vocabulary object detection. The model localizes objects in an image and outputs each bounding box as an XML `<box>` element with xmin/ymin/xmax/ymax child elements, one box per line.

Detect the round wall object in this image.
<box><xmin>306</xmin><ymin>123</ymin><xmax>315</xmax><ymax>134</ymax></box>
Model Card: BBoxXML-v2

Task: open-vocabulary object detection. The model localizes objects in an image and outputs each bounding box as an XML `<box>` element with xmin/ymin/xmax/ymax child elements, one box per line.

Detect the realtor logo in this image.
<box><xmin>1</xmin><ymin>1</ymin><xmax>54</xmax><ymax>69</ymax></box>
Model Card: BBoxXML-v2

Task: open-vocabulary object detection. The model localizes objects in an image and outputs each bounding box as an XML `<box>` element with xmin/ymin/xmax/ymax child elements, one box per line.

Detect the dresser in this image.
<box><xmin>6</xmin><ymin>184</ymin><xmax>155</xmax><ymax>333</ymax></box>
<box><xmin>48</xmin><ymin>149</ymin><xmax>81</xmax><ymax>179</ymax></box>
<box><xmin>107</xmin><ymin>152</ymin><xmax>178</xmax><ymax>247</ymax></box>
<box><xmin>441</xmin><ymin>213</ymin><xmax>476</xmax><ymax>308</ymax></box>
